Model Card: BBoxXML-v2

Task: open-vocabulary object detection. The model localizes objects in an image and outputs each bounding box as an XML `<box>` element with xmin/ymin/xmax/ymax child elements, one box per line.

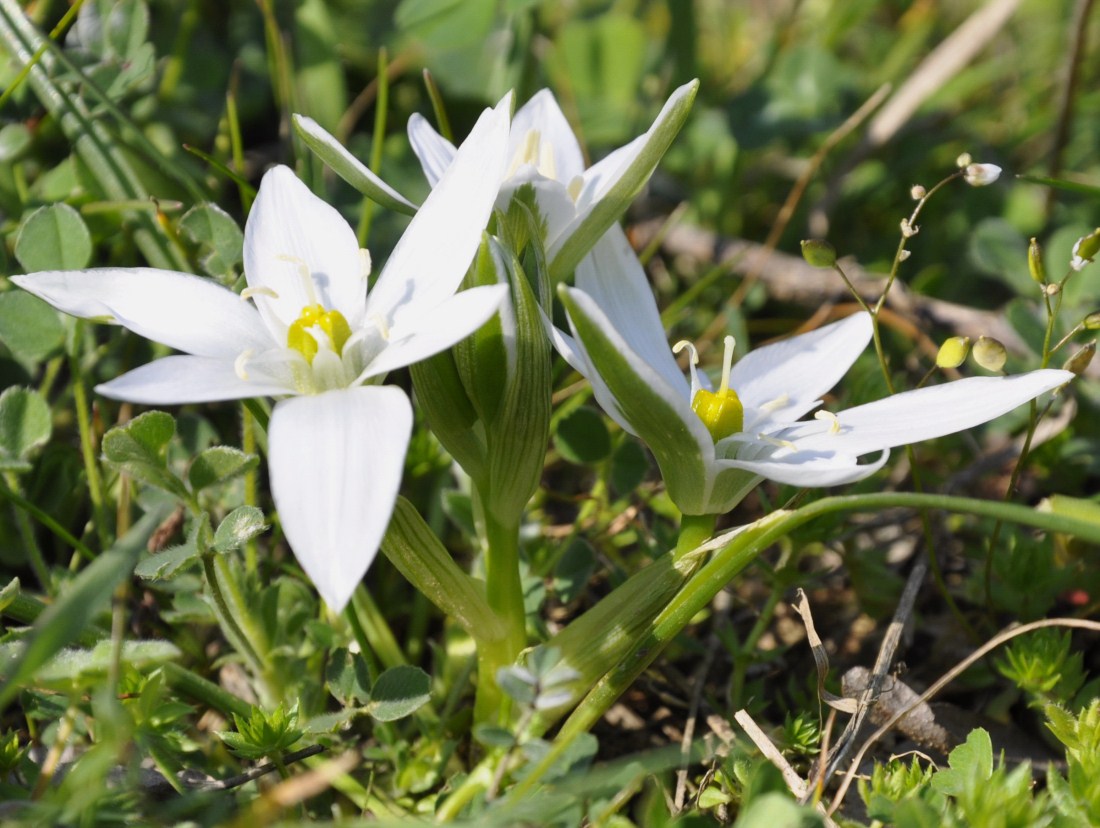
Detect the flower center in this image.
<box><xmin>677</xmin><ymin>335</ymin><xmax>744</xmax><ymax>441</ymax></box>
<box><xmin>287</xmin><ymin>303</ymin><xmax>351</xmax><ymax>364</ymax></box>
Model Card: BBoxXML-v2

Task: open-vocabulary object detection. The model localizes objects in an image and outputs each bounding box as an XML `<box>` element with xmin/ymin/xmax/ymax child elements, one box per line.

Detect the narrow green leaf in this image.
<box><xmin>559</xmin><ymin>284</ymin><xmax>709</xmax><ymax>512</ymax></box>
<box><xmin>14</xmin><ymin>203</ymin><xmax>93</xmax><ymax>272</ymax></box>
<box><xmin>0</xmin><ymin>578</ymin><xmax>19</xmax><ymax>613</ymax></box>
<box><xmin>549</xmin><ymin>80</ymin><xmax>698</xmax><ymax>281</ymax></box>
<box><xmin>367</xmin><ymin>665</ymin><xmax>431</xmax><ymax>722</ymax></box>
<box><xmin>293</xmin><ymin>114</ymin><xmax>418</xmax><ymax>216</ymax></box>
<box><xmin>0</xmin><ymin>503</ymin><xmax>172</xmax><ymax>711</ymax></box>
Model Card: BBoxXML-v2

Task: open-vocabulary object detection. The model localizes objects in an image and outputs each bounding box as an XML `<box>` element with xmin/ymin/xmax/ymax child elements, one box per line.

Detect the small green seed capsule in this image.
<box><xmin>1063</xmin><ymin>342</ymin><xmax>1095</xmax><ymax>376</ymax></box>
<box><xmin>935</xmin><ymin>336</ymin><xmax>971</xmax><ymax>369</ymax></box>
<box><xmin>1083</xmin><ymin>312</ymin><xmax>1100</xmax><ymax>331</ymax></box>
<box><xmin>1028</xmin><ymin>237</ymin><xmax>1046</xmax><ymax>284</ymax></box>
<box><xmin>972</xmin><ymin>335</ymin><xmax>1007</xmax><ymax>372</ymax></box>
<box><xmin>800</xmin><ymin>239</ymin><xmax>837</xmax><ymax>268</ymax></box>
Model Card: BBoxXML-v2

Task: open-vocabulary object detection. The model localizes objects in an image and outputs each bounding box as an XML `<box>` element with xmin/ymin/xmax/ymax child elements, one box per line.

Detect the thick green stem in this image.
<box><xmin>201</xmin><ymin>553</ymin><xmax>272</xmax><ymax>699</ymax></box>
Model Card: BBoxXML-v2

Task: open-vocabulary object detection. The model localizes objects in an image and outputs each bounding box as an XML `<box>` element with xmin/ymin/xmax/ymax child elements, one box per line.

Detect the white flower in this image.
<box><xmin>13</xmin><ymin>98</ymin><xmax>513</xmax><ymax>611</ymax></box>
<box><xmin>963</xmin><ymin>163</ymin><xmax>1001</xmax><ymax>187</ymax></box>
<box><xmin>1071</xmin><ymin>229</ymin><xmax>1100</xmax><ymax>271</ymax></box>
<box><xmin>294</xmin><ymin>81</ymin><xmax>697</xmax><ymax>277</ymax></box>
<box><xmin>551</xmin><ymin>231</ymin><xmax>1073</xmax><ymax>515</ymax></box>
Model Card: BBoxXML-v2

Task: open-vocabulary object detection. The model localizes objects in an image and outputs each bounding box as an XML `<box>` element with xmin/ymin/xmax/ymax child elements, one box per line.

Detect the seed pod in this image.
<box><xmin>1063</xmin><ymin>342</ymin><xmax>1095</xmax><ymax>376</ymax></box>
<box><xmin>1028</xmin><ymin>237</ymin><xmax>1046</xmax><ymax>284</ymax></box>
<box><xmin>935</xmin><ymin>336</ymin><xmax>971</xmax><ymax>369</ymax></box>
<box><xmin>800</xmin><ymin>239</ymin><xmax>836</xmax><ymax>268</ymax></box>
<box><xmin>1083</xmin><ymin>312</ymin><xmax>1100</xmax><ymax>331</ymax></box>
<box><xmin>972</xmin><ymin>335</ymin><xmax>1007</xmax><ymax>372</ymax></box>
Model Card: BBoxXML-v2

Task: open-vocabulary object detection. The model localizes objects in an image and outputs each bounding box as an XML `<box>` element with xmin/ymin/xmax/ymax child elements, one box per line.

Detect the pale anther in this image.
<box><xmin>234</xmin><ymin>349</ymin><xmax>254</xmax><ymax>381</ymax></box>
<box><xmin>814</xmin><ymin>410</ymin><xmax>842</xmax><ymax>434</ymax></box>
<box><xmin>672</xmin><ymin>340</ymin><xmax>700</xmax><ymax>365</ymax></box>
<box><xmin>276</xmin><ymin>254</ymin><xmax>320</xmax><ymax>305</ymax></box>
<box><xmin>759</xmin><ymin>393</ymin><xmax>790</xmax><ymax>413</ymax></box>
<box><xmin>241</xmin><ymin>286</ymin><xmax>279</xmax><ymax>301</ymax></box>
<box><xmin>567</xmin><ymin>176</ymin><xmax>584</xmax><ymax>202</ymax></box>
<box><xmin>359</xmin><ymin>248</ymin><xmax>372</xmax><ymax>280</ymax></box>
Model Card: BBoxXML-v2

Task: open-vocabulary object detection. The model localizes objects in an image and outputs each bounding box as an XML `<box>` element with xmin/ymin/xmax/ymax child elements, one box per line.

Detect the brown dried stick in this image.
<box><xmin>828</xmin><ymin>618</ymin><xmax>1100</xmax><ymax>816</ymax></box>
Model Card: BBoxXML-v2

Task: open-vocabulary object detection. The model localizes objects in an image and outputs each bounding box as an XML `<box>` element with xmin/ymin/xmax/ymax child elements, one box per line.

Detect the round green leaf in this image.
<box><xmin>0</xmin><ymin>387</ymin><xmax>51</xmax><ymax>470</ymax></box>
<box><xmin>0</xmin><ymin>292</ymin><xmax>65</xmax><ymax>362</ymax></box>
<box><xmin>0</xmin><ymin>123</ymin><xmax>31</xmax><ymax>163</ymax></box>
<box><xmin>610</xmin><ymin>436</ymin><xmax>649</xmax><ymax>495</ymax></box>
<box><xmin>553</xmin><ymin>406</ymin><xmax>611</xmax><ymax>465</ymax></box>
<box><xmin>367</xmin><ymin>665</ymin><xmax>431</xmax><ymax>722</ymax></box>
<box><xmin>212</xmin><ymin>506</ymin><xmax>267</xmax><ymax>554</ymax></box>
<box><xmin>14</xmin><ymin>204</ymin><xmax>93</xmax><ymax>272</ymax></box>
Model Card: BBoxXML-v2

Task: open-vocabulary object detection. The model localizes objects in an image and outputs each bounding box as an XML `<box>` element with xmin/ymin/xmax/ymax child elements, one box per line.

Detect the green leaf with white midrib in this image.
<box><xmin>559</xmin><ymin>285</ymin><xmax>709</xmax><ymax>512</ymax></box>
<box><xmin>549</xmin><ymin>80</ymin><xmax>698</xmax><ymax>282</ymax></box>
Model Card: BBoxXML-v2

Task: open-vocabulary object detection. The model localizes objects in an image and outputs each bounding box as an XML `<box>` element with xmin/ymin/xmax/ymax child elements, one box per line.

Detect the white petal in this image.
<box><xmin>268</xmin><ymin>386</ymin><xmax>413</xmax><ymax>612</ymax></box>
<box><xmin>293</xmin><ymin>114</ymin><xmax>419</xmax><ymax>213</ymax></box>
<box><xmin>359</xmin><ymin>285</ymin><xmax>508</xmax><ymax>380</ymax></box>
<box><xmin>12</xmin><ymin>269</ymin><xmax>272</xmax><ymax>358</ymax></box>
<box><xmin>510</xmin><ymin>89</ymin><xmax>586</xmax><ymax>184</ymax></box>
<box><xmin>367</xmin><ymin>95</ymin><xmax>511</xmax><ymax>329</ymax></box>
<box><xmin>564</xmin><ymin>286</ymin><xmax>710</xmax><ymax>446</ymax></box>
<box><xmin>407</xmin><ymin>113</ymin><xmax>458</xmax><ymax>187</ymax></box>
<box><xmin>243</xmin><ymin>165</ymin><xmax>366</xmax><ymax>334</ymax></box>
<box><xmin>730</xmin><ymin>313</ymin><xmax>872</xmax><ymax>423</ymax></box>
<box><xmin>575</xmin><ymin>227</ymin><xmax>686</xmax><ymax>393</ymax></box>
<box><xmin>95</xmin><ymin>355</ymin><xmax>293</xmax><ymax>404</ymax></box>
<box><xmin>787</xmin><ymin>370</ymin><xmax>1074</xmax><ymax>456</ymax></box>
<box><xmin>718</xmin><ymin>449</ymin><xmax>890</xmax><ymax>488</ymax></box>
<box><xmin>499</xmin><ymin>175</ymin><xmax>577</xmax><ymax>245</ymax></box>
<box><xmin>542</xmin><ymin>310</ymin><xmax>634</xmax><ymax>433</ymax></box>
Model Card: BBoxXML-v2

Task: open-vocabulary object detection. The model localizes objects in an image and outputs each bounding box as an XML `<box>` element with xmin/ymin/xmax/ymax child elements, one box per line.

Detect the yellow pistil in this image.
<box><xmin>286</xmin><ymin>303</ymin><xmax>351</xmax><ymax>364</ymax></box>
<box><xmin>689</xmin><ymin>336</ymin><xmax>744</xmax><ymax>442</ymax></box>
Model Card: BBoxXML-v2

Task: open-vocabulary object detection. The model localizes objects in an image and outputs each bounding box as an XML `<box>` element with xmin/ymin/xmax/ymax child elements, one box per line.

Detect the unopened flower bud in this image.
<box><xmin>1045</xmin><ymin>283</ymin><xmax>1061</xmax><ymax>296</ymax></box>
<box><xmin>935</xmin><ymin>336</ymin><xmax>971</xmax><ymax>369</ymax></box>
<box><xmin>956</xmin><ymin>152</ymin><xmax>972</xmax><ymax>168</ymax></box>
<box><xmin>963</xmin><ymin>163</ymin><xmax>1001</xmax><ymax>187</ymax></box>
<box><xmin>972</xmin><ymin>335</ymin><xmax>1007</xmax><ymax>372</ymax></box>
<box><xmin>800</xmin><ymin>239</ymin><xmax>836</xmax><ymax>268</ymax></box>
<box><xmin>1028</xmin><ymin>237</ymin><xmax>1046</xmax><ymax>284</ymax></box>
<box><xmin>911</xmin><ymin>185</ymin><xmax>926</xmax><ymax>200</ymax></box>
<box><xmin>1083</xmin><ymin>311</ymin><xmax>1100</xmax><ymax>330</ymax></box>
<box><xmin>1071</xmin><ymin>229</ymin><xmax>1100</xmax><ymax>271</ymax></box>
<box><xmin>898</xmin><ymin>249</ymin><xmax>911</xmax><ymax>261</ymax></box>
<box><xmin>1063</xmin><ymin>341</ymin><xmax>1095</xmax><ymax>376</ymax></box>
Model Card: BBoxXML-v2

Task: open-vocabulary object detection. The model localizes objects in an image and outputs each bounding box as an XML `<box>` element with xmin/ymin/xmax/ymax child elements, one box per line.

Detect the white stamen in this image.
<box><xmin>234</xmin><ymin>349</ymin><xmax>254</xmax><ymax>381</ymax></box>
<box><xmin>814</xmin><ymin>410</ymin><xmax>841</xmax><ymax>434</ymax></box>
<box><xmin>672</xmin><ymin>340</ymin><xmax>700</xmax><ymax>365</ymax></box>
<box><xmin>759</xmin><ymin>393</ymin><xmax>790</xmax><ymax>413</ymax></box>
<box><xmin>718</xmin><ymin>335</ymin><xmax>736</xmax><ymax>396</ymax></box>
<box><xmin>367</xmin><ymin>313</ymin><xmax>391</xmax><ymax>341</ymax></box>
<box><xmin>276</xmin><ymin>254</ymin><xmax>320</xmax><ymax>305</ymax></box>
<box><xmin>359</xmin><ymin>248</ymin><xmax>372</xmax><ymax>280</ymax></box>
<box><xmin>241</xmin><ymin>286</ymin><xmax>279</xmax><ymax>301</ymax></box>
<box><xmin>567</xmin><ymin>176</ymin><xmax>584</xmax><ymax>202</ymax></box>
